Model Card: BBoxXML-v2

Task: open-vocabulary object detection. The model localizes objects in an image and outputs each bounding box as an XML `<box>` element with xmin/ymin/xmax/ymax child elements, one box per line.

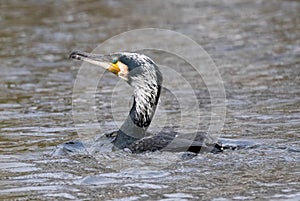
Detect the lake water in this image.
<box><xmin>0</xmin><ymin>0</ymin><xmax>299</xmax><ymax>200</ymax></box>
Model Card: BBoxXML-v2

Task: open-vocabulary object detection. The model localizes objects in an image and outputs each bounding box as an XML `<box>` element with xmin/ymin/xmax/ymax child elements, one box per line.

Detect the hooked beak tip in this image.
<box><xmin>69</xmin><ymin>50</ymin><xmax>84</xmax><ymax>60</ymax></box>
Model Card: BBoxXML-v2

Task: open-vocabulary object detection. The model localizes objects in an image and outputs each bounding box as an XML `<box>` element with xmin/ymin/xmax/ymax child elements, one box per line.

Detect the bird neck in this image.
<box><xmin>113</xmin><ymin>83</ymin><xmax>161</xmax><ymax>149</ymax></box>
<box><xmin>131</xmin><ymin>84</ymin><xmax>161</xmax><ymax>128</ymax></box>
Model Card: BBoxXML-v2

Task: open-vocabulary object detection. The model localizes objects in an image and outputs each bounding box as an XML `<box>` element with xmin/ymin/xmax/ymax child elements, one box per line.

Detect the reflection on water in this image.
<box><xmin>0</xmin><ymin>0</ymin><xmax>299</xmax><ymax>200</ymax></box>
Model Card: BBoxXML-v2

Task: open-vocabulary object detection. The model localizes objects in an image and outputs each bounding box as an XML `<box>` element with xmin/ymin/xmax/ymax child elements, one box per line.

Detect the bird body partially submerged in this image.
<box><xmin>70</xmin><ymin>50</ymin><xmax>223</xmax><ymax>153</ymax></box>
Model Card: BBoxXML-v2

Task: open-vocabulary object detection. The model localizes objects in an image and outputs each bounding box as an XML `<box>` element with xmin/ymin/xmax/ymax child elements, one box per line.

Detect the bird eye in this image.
<box><xmin>112</xmin><ymin>57</ymin><xmax>118</xmax><ymax>64</ymax></box>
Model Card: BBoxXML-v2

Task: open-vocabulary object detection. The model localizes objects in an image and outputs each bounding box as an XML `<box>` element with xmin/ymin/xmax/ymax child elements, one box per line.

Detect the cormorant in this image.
<box><xmin>69</xmin><ymin>50</ymin><xmax>224</xmax><ymax>154</ymax></box>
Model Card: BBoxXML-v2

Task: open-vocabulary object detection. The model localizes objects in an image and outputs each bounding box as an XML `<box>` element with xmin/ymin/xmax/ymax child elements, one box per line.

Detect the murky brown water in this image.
<box><xmin>0</xmin><ymin>0</ymin><xmax>299</xmax><ymax>200</ymax></box>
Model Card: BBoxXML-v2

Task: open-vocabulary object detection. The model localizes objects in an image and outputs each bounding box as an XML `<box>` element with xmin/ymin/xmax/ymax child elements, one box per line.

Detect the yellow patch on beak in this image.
<box><xmin>108</xmin><ymin>61</ymin><xmax>129</xmax><ymax>80</ymax></box>
<box><xmin>108</xmin><ymin>63</ymin><xmax>120</xmax><ymax>75</ymax></box>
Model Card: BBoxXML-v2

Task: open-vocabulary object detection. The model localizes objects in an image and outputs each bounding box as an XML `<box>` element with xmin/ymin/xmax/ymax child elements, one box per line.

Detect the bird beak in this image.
<box><xmin>69</xmin><ymin>50</ymin><xmax>120</xmax><ymax>75</ymax></box>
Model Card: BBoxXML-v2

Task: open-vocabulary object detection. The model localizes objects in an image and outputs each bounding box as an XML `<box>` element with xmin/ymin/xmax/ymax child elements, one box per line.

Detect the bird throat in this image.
<box><xmin>112</xmin><ymin>84</ymin><xmax>161</xmax><ymax>149</ymax></box>
<box><xmin>131</xmin><ymin>84</ymin><xmax>161</xmax><ymax>128</ymax></box>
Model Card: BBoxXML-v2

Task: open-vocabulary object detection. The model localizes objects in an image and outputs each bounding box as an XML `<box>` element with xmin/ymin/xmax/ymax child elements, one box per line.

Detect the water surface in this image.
<box><xmin>0</xmin><ymin>0</ymin><xmax>299</xmax><ymax>200</ymax></box>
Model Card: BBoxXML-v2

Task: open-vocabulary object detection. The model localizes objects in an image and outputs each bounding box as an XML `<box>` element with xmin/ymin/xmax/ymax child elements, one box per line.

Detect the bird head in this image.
<box><xmin>69</xmin><ymin>50</ymin><xmax>162</xmax><ymax>86</ymax></box>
